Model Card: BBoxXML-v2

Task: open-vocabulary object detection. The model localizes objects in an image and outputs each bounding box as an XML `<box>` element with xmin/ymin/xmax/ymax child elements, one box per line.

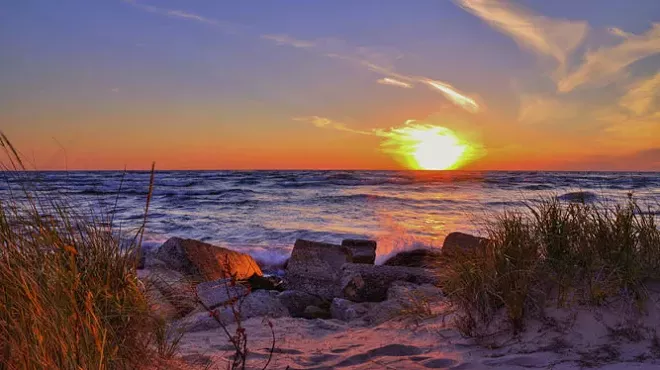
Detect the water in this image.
<box><xmin>2</xmin><ymin>171</ymin><xmax>659</xmax><ymax>265</ymax></box>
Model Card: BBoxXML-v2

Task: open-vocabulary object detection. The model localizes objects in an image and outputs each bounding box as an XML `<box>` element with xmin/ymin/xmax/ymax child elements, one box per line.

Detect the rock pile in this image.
<box><xmin>138</xmin><ymin>233</ymin><xmax>482</xmax><ymax>331</ymax></box>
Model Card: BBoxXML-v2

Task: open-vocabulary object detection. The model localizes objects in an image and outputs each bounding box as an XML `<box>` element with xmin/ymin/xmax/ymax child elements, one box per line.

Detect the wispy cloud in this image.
<box><xmin>455</xmin><ymin>0</ymin><xmax>588</xmax><ymax>68</ymax></box>
<box><xmin>292</xmin><ymin>116</ymin><xmax>372</xmax><ymax>135</ymax></box>
<box><xmin>376</xmin><ymin>77</ymin><xmax>413</xmax><ymax>89</ymax></box>
<box><xmin>122</xmin><ymin>0</ymin><xmax>240</xmax><ymax>33</ymax></box>
<box><xmin>125</xmin><ymin>1</ymin><xmax>481</xmax><ymax>113</ymax></box>
<box><xmin>619</xmin><ymin>72</ymin><xmax>660</xmax><ymax>116</ymax></box>
<box><xmin>424</xmin><ymin>80</ymin><xmax>480</xmax><ymax>113</ymax></box>
<box><xmin>260</xmin><ymin>34</ymin><xmax>315</xmax><ymax>48</ymax></box>
<box><xmin>558</xmin><ymin>23</ymin><xmax>660</xmax><ymax>92</ymax></box>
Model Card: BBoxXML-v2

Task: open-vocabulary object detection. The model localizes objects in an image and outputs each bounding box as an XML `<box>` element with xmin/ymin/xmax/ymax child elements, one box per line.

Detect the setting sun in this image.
<box><xmin>378</xmin><ymin>123</ymin><xmax>471</xmax><ymax>170</ymax></box>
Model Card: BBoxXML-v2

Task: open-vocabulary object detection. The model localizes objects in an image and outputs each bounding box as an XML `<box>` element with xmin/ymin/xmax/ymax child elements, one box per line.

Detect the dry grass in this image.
<box><xmin>438</xmin><ymin>195</ymin><xmax>660</xmax><ymax>336</ymax></box>
<box><xmin>0</xmin><ymin>134</ymin><xmax>174</xmax><ymax>369</ymax></box>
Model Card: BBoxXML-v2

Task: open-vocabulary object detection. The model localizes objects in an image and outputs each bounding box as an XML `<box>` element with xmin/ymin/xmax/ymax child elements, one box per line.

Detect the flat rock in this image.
<box><xmin>196</xmin><ymin>278</ymin><xmax>249</xmax><ymax>310</ymax></box>
<box><xmin>285</xmin><ymin>239</ymin><xmax>353</xmax><ymax>299</ymax></box>
<box><xmin>340</xmin><ymin>263</ymin><xmax>439</xmax><ymax>302</ymax></box>
<box><xmin>341</xmin><ymin>239</ymin><xmax>377</xmax><ymax>264</ymax></box>
<box><xmin>154</xmin><ymin>237</ymin><xmax>262</xmax><ymax>281</ymax></box>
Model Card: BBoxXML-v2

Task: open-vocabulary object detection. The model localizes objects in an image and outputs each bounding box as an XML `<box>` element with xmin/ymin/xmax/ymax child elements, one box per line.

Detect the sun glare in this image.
<box><xmin>379</xmin><ymin>123</ymin><xmax>470</xmax><ymax>170</ymax></box>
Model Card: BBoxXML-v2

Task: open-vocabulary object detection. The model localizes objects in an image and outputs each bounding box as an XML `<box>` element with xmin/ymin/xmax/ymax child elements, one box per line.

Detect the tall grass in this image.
<box><xmin>439</xmin><ymin>195</ymin><xmax>660</xmax><ymax>336</ymax></box>
<box><xmin>0</xmin><ymin>135</ymin><xmax>165</xmax><ymax>369</ymax></box>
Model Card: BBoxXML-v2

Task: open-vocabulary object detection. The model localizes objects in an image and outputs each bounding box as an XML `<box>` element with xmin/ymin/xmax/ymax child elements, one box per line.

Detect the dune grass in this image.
<box><xmin>0</xmin><ymin>135</ymin><xmax>170</xmax><ymax>369</ymax></box>
<box><xmin>438</xmin><ymin>195</ymin><xmax>660</xmax><ymax>336</ymax></box>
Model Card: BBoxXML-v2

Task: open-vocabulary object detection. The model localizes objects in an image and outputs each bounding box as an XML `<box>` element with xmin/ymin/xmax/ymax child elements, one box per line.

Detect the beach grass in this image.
<box><xmin>0</xmin><ymin>135</ymin><xmax>169</xmax><ymax>369</ymax></box>
<box><xmin>438</xmin><ymin>195</ymin><xmax>660</xmax><ymax>336</ymax></box>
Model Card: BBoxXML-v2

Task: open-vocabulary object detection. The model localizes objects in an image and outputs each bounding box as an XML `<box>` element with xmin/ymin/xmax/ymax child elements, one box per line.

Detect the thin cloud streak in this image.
<box><xmin>455</xmin><ymin>0</ymin><xmax>588</xmax><ymax>68</ymax></box>
<box><xmin>559</xmin><ymin>23</ymin><xmax>660</xmax><ymax>92</ymax></box>
<box><xmin>424</xmin><ymin>80</ymin><xmax>479</xmax><ymax>113</ymax></box>
<box><xmin>261</xmin><ymin>34</ymin><xmax>315</xmax><ymax>48</ymax></box>
<box><xmin>377</xmin><ymin>78</ymin><xmax>413</xmax><ymax>88</ymax></box>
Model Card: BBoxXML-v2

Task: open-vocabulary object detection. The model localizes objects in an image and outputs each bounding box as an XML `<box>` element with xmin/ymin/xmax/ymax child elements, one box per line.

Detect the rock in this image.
<box><xmin>330</xmin><ymin>298</ymin><xmax>372</xmax><ymax>321</ymax></box>
<box><xmin>340</xmin><ymin>263</ymin><xmax>438</xmax><ymax>302</ymax></box>
<box><xmin>140</xmin><ymin>267</ymin><xmax>197</xmax><ymax>317</ymax></box>
<box><xmin>176</xmin><ymin>290</ymin><xmax>290</xmax><ymax>333</ymax></box>
<box><xmin>285</xmin><ymin>239</ymin><xmax>353</xmax><ymax>299</ymax></box>
<box><xmin>341</xmin><ymin>239</ymin><xmax>377</xmax><ymax>264</ymax></box>
<box><xmin>277</xmin><ymin>290</ymin><xmax>325</xmax><ymax>317</ymax></box>
<box><xmin>382</xmin><ymin>249</ymin><xmax>443</xmax><ymax>268</ymax></box>
<box><xmin>196</xmin><ymin>278</ymin><xmax>250</xmax><ymax>310</ymax></box>
<box><xmin>557</xmin><ymin>191</ymin><xmax>597</xmax><ymax>203</ymax></box>
<box><xmin>386</xmin><ymin>281</ymin><xmax>443</xmax><ymax>302</ymax></box>
<box><xmin>303</xmin><ymin>305</ymin><xmax>331</xmax><ymax>320</ymax></box>
<box><xmin>247</xmin><ymin>274</ymin><xmax>285</xmax><ymax>292</ymax></box>
<box><xmin>240</xmin><ymin>290</ymin><xmax>290</xmax><ymax>319</ymax></box>
<box><xmin>364</xmin><ymin>282</ymin><xmax>444</xmax><ymax>325</ymax></box>
<box><xmin>154</xmin><ymin>237</ymin><xmax>262</xmax><ymax>281</ymax></box>
<box><xmin>365</xmin><ymin>299</ymin><xmax>405</xmax><ymax>325</ymax></box>
<box><xmin>442</xmin><ymin>232</ymin><xmax>488</xmax><ymax>256</ymax></box>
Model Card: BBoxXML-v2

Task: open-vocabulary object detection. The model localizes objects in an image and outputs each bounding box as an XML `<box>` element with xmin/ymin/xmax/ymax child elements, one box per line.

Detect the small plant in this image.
<box><xmin>195</xmin><ymin>260</ymin><xmax>275</xmax><ymax>370</ymax></box>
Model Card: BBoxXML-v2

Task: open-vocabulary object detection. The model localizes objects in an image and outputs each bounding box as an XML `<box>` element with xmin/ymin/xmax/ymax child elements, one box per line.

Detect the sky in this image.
<box><xmin>1</xmin><ymin>0</ymin><xmax>659</xmax><ymax>171</ymax></box>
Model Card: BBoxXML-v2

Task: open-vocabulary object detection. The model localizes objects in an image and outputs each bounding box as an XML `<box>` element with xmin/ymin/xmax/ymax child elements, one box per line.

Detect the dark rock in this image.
<box><xmin>285</xmin><ymin>239</ymin><xmax>353</xmax><ymax>299</ymax></box>
<box><xmin>340</xmin><ymin>263</ymin><xmax>438</xmax><ymax>302</ymax></box>
<box><xmin>442</xmin><ymin>232</ymin><xmax>489</xmax><ymax>256</ymax></box>
<box><xmin>303</xmin><ymin>305</ymin><xmax>331</xmax><ymax>319</ymax></box>
<box><xmin>341</xmin><ymin>239</ymin><xmax>377</xmax><ymax>264</ymax></box>
<box><xmin>247</xmin><ymin>274</ymin><xmax>285</xmax><ymax>292</ymax></box>
<box><xmin>557</xmin><ymin>191</ymin><xmax>597</xmax><ymax>203</ymax></box>
<box><xmin>382</xmin><ymin>249</ymin><xmax>443</xmax><ymax>268</ymax></box>
<box><xmin>154</xmin><ymin>237</ymin><xmax>262</xmax><ymax>282</ymax></box>
<box><xmin>277</xmin><ymin>290</ymin><xmax>325</xmax><ymax>317</ymax></box>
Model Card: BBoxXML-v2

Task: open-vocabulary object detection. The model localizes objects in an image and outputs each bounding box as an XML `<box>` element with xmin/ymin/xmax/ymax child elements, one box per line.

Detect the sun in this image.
<box><xmin>379</xmin><ymin>123</ymin><xmax>470</xmax><ymax>170</ymax></box>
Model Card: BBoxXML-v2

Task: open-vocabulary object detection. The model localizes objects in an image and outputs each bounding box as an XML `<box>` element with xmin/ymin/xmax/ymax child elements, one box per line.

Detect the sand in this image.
<box><xmin>167</xmin><ymin>284</ymin><xmax>660</xmax><ymax>369</ymax></box>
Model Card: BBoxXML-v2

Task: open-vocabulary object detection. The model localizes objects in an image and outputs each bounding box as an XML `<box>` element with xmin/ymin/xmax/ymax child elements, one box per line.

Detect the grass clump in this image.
<box><xmin>0</xmin><ymin>135</ymin><xmax>169</xmax><ymax>369</ymax></box>
<box><xmin>439</xmin><ymin>195</ymin><xmax>660</xmax><ymax>336</ymax></box>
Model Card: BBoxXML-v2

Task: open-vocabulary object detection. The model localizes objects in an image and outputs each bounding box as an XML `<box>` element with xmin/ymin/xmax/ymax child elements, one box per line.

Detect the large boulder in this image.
<box><xmin>340</xmin><ymin>263</ymin><xmax>438</xmax><ymax>302</ymax></box>
<box><xmin>196</xmin><ymin>278</ymin><xmax>250</xmax><ymax>310</ymax></box>
<box><xmin>442</xmin><ymin>232</ymin><xmax>489</xmax><ymax>255</ymax></box>
<box><xmin>285</xmin><ymin>239</ymin><xmax>353</xmax><ymax>299</ymax></box>
<box><xmin>382</xmin><ymin>249</ymin><xmax>443</xmax><ymax>268</ymax></box>
<box><xmin>341</xmin><ymin>239</ymin><xmax>377</xmax><ymax>264</ymax></box>
<box><xmin>154</xmin><ymin>237</ymin><xmax>262</xmax><ymax>281</ymax></box>
<box><xmin>277</xmin><ymin>290</ymin><xmax>325</xmax><ymax>317</ymax></box>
